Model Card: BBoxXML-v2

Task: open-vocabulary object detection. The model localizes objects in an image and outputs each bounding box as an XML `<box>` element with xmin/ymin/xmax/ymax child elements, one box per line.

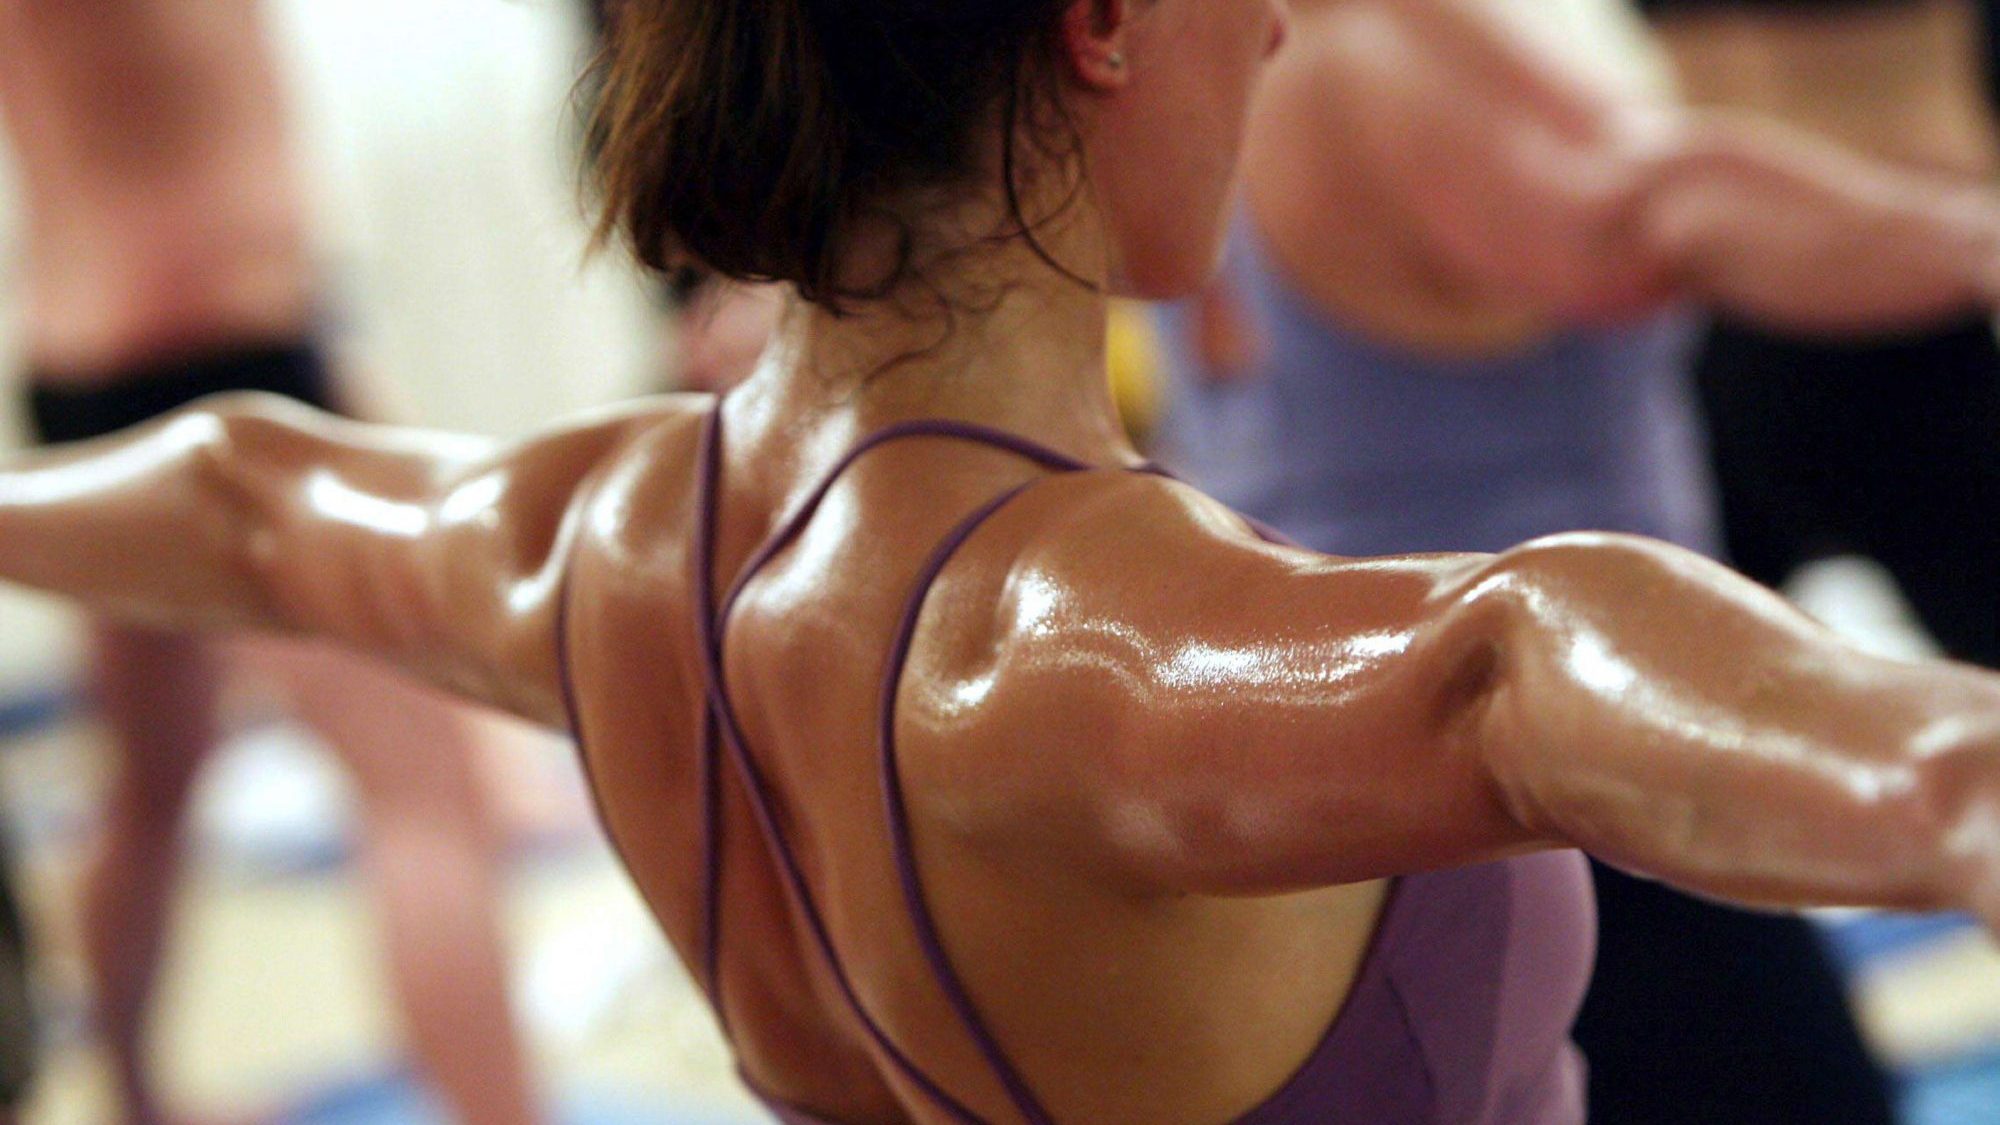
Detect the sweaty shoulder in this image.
<box><xmin>895</xmin><ymin>469</ymin><xmax>1482</xmax><ymax>887</ymax></box>
<box><xmin>950</xmin><ymin>468</ymin><xmax>1467</xmax><ymax>659</ymax></box>
<box><xmin>558</xmin><ymin>394</ymin><xmax>716</xmax><ymax>607</ymax></box>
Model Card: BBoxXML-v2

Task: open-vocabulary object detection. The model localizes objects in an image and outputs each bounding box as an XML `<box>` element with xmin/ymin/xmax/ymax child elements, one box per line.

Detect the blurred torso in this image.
<box><xmin>1651</xmin><ymin>0</ymin><xmax>2000</xmax><ymax>177</ymax></box>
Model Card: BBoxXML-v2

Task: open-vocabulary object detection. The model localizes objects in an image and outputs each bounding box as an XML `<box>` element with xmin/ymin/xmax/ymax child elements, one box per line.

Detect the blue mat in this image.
<box><xmin>0</xmin><ymin>684</ymin><xmax>73</xmax><ymax>746</ymax></box>
<box><xmin>279</xmin><ymin>1070</ymin><xmax>761</xmax><ymax>1125</ymax></box>
<box><xmin>1823</xmin><ymin>912</ymin><xmax>1983</xmax><ymax>973</ymax></box>
<box><xmin>279</xmin><ymin>1063</ymin><xmax>2000</xmax><ymax>1125</ymax></box>
<box><xmin>1905</xmin><ymin>1048</ymin><xmax>2000</xmax><ymax>1125</ymax></box>
<box><xmin>1824</xmin><ymin>914</ymin><xmax>2000</xmax><ymax>1123</ymax></box>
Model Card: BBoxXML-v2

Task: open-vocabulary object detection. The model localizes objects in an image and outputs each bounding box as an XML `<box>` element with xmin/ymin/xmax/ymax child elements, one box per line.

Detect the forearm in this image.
<box><xmin>1473</xmin><ymin>533</ymin><xmax>1993</xmax><ymax>916</ymax></box>
<box><xmin>0</xmin><ymin>403</ymin><xmax>281</xmax><ymax>631</ymax></box>
<box><xmin>0</xmin><ymin>393</ymin><xmax>478</xmax><ymax>637</ymax></box>
<box><xmin>1422</xmin><ymin>100</ymin><xmax>2000</xmax><ymax>329</ymax></box>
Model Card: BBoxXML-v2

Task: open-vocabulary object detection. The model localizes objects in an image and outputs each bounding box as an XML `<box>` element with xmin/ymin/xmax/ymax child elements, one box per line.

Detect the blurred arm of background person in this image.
<box><xmin>1645</xmin><ymin>0</ymin><xmax>1999</xmax><ymax>178</ymax></box>
<box><xmin>1244</xmin><ymin>0</ymin><xmax>2000</xmax><ymax>355</ymax></box>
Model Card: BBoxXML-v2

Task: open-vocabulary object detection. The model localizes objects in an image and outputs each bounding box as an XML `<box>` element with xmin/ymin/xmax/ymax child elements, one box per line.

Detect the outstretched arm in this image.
<box><xmin>981</xmin><ymin>475</ymin><xmax>2000</xmax><ymax>925</ymax></box>
<box><xmin>0</xmin><ymin>392</ymin><xmax>678</xmax><ymax>723</ymax></box>
<box><xmin>1311</xmin><ymin>0</ymin><xmax>2000</xmax><ymax>332</ymax></box>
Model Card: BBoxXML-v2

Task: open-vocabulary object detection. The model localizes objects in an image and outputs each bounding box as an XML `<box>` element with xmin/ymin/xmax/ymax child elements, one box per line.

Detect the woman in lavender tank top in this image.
<box><xmin>5</xmin><ymin>1</ymin><xmax>2000</xmax><ymax>1122</ymax></box>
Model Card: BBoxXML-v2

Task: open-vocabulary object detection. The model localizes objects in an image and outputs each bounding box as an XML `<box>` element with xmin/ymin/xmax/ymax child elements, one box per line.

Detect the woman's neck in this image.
<box><xmin>730</xmin><ymin>200</ymin><xmax>1137</xmax><ymax>466</ymax></box>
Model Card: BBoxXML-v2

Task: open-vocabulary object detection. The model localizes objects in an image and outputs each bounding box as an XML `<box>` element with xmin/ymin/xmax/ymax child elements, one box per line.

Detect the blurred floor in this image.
<box><xmin>0</xmin><ymin>709</ymin><xmax>759</xmax><ymax>1125</ymax></box>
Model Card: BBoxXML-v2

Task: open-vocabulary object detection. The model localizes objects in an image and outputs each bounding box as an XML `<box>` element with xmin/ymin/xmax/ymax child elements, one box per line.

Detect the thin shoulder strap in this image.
<box><xmin>872</xmin><ymin>429</ymin><xmax>1186</xmax><ymax>1125</ymax></box>
<box><xmin>711</xmin><ymin>418</ymin><xmax>1102</xmax><ymax>629</ymax></box>
<box><xmin>700</xmin><ymin>410</ymin><xmax>1005</xmax><ymax>1124</ymax></box>
<box><xmin>879</xmin><ymin>481</ymin><xmax>1061</xmax><ymax>1125</ymax></box>
<box><xmin>691</xmin><ymin>407</ymin><xmax>730</xmax><ymax>1015</ymax></box>
<box><xmin>554</xmin><ymin>407</ymin><xmax>734</xmax><ymax>1021</ymax></box>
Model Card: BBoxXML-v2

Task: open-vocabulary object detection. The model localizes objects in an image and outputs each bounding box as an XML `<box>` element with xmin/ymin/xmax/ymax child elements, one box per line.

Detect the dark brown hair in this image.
<box><xmin>587</xmin><ymin>0</ymin><xmax>1077</xmax><ymax>309</ymax></box>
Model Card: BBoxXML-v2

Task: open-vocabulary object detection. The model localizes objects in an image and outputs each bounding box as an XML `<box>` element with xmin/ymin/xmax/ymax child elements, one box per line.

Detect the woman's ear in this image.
<box><xmin>1062</xmin><ymin>0</ymin><xmax>1135</xmax><ymax>90</ymax></box>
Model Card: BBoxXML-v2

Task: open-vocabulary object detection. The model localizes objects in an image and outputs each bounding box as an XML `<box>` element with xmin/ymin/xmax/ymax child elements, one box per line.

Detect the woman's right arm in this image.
<box><xmin>972</xmin><ymin>475</ymin><xmax>1999</xmax><ymax>924</ymax></box>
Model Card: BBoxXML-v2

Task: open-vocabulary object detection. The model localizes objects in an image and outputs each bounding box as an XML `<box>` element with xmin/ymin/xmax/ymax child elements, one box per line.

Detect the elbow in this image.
<box><xmin>1555</xmin><ymin>114</ymin><xmax>1712</xmax><ymax>316</ymax></box>
<box><xmin>1424</xmin><ymin>532</ymin><xmax>1676</xmax><ymax>682</ymax></box>
<box><xmin>187</xmin><ymin>398</ymin><xmax>308</xmax><ymax>629</ymax></box>
<box><xmin>194</xmin><ymin>389</ymin><xmax>326</xmax><ymax>434</ymax></box>
<box><xmin>1422</xmin><ymin>550</ymin><xmax>1550</xmax><ymax>840</ymax></box>
<box><xmin>1443</xmin><ymin>529</ymin><xmax>1734</xmax><ymax>670</ymax></box>
<box><xmin>1428</xmin><ymin>533</ymin><xmax>1720</xmax><ymax>839</ymax></box>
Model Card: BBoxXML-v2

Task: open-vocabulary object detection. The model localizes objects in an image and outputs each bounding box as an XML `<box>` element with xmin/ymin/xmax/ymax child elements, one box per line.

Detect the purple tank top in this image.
<box><xmin>1155</xmin><ymin>222</ymin><xmax>1722</xmax><ymax>558</ymax></box>
<box><xmin>558</xmin><ymin>399</ymin><xmax>1596</xmax><ymax>1124</ymax></box>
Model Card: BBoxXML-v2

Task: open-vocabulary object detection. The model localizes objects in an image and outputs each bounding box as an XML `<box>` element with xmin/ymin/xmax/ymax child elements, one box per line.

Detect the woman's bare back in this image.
<box><xmin>556</xmin><ymin>398</ymin><xmax>1392</xmax><ymax>1123</ymax></box>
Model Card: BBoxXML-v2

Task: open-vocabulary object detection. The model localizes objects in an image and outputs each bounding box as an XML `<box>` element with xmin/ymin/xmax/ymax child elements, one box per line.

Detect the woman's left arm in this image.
<box><xmin>0</xmin><ymin>391</ymin><xmax>676</xmax><ymax>723</ymax></box>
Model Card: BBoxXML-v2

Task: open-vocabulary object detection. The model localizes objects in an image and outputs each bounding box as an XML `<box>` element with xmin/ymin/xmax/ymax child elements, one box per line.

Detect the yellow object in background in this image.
<box><xmin>1107</xmin><ymin>300</ymin><xmax>1164</xmax><ymax>446</ymax></box>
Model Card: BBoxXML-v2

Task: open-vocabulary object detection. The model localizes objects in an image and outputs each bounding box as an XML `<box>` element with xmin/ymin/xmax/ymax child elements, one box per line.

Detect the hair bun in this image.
<box><xmin>589</xmin><ymin>0</ymin><xmax>1071</xmax><ymax>309</ymax></box>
